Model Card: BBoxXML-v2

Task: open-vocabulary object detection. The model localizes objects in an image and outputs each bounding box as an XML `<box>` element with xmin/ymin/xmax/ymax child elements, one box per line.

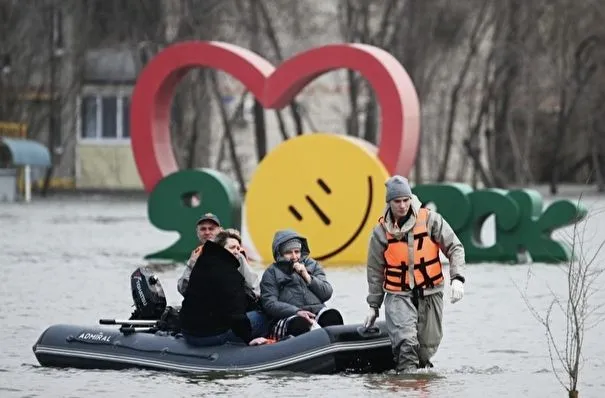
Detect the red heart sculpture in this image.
<box><xmin>130</xmin><ymin>41</ymin><xmax>420</xmax><ymax>192</ymax></box>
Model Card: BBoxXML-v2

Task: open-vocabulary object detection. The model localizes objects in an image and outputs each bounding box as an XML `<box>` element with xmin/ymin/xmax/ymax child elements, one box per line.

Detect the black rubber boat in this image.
<box><xmin>32</xmin><ymin>321</ymin><xmax>394</xmax><ymax>374</ymax></box>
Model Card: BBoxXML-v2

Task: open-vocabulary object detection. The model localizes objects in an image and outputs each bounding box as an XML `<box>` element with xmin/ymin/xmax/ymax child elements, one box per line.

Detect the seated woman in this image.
<box><xmin>227</xmin><ymin>228</ymin><xmax>262</xmax><ymax>304</ymax></box>
<box><xmin>179</xmin><ymin>229</ymin><xmax>268</xmax><ymax>347</ymax></box>
<box><xmin>260</xmin><ymin>229</ymin><xmax>344</xmax><ymax>341</ymax></box>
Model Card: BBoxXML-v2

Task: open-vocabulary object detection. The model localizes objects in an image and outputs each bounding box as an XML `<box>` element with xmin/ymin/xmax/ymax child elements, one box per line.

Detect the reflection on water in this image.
<box><xmin>368</xmin><ymin>370</ymin><xmax>447</xmax><ymax>396</ymax></box>
<box><xmin>1</xmin><ymin>195</ymin><xmax>605</xmax><ymax>397</ymax></box>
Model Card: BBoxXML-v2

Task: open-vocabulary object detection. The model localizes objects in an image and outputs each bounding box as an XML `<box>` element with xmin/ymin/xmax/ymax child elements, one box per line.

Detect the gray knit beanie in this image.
<box><xmin>279</xmin><ymin>238</ymin><xmax>302</xmax><ymax>255</ymax></box>
<box><xmin>385</xmin><ymin>175</ymin><xmax>412</xmax><ymax>202</ymax></box>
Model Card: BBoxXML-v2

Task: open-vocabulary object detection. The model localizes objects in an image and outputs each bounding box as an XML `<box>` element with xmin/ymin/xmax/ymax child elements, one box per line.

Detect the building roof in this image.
<box><xmin>0</xmin><ymin>137</ymin><xmax>51</xmax><ymax>167</ymax></box>
<box><xmin>84</xmin><ymin>48</ymin><xmax>138</xmax><ymax>84</ymax></box>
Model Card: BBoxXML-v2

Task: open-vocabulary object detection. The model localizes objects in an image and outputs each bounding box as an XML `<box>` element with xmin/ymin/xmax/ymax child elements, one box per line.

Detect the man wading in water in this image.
<box><xmin>363</xmin><ymin>175</ymin><xmax>466</xmax><ymax>373</ymax></box>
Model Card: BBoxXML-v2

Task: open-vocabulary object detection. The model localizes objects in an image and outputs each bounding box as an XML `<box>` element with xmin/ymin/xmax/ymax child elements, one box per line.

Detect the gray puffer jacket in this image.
<box><xmin>260</xmin><ymin>230</ymin><xmax>333</xmax><ymax>320</ymax></box>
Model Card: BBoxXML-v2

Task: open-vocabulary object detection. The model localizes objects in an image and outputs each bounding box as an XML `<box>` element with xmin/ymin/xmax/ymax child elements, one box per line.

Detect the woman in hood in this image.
<box><xmin>260</xmin><ymin>229</ymin><xmax>344</xmax><ymax>341</ymax></box>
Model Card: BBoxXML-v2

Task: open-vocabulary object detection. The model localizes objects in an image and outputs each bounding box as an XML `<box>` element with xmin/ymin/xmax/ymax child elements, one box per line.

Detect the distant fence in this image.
<box><xmin>0</xmin><ymin>121</ymin><xmax>27</xmax><ymax>138</ymax></box>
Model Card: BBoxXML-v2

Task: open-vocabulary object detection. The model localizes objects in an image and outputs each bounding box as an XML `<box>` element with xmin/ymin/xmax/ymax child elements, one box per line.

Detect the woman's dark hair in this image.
<box><xmin>214</xmin><ymin>228</ymin><xmax>242</xmax><ymax>247</ymax></box>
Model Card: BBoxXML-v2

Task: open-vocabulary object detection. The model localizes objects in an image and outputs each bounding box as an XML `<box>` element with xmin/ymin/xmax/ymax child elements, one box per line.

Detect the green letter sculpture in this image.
<box><xmin>413</xmin><ymin>183</ymin><xmax>473</xmax><ymax>231</ymax></box>
<box><xmin>413</xmin><ymin>183</ymin><xmax>587</xmax><ymax>264</ymax></box>
<box><xmin>499</xmin><ymin>189</ymin><xmax>588</xmax><ymax>263</ymax></box>
<box><xmin>145</xmin><ymin>168</ymin><xmax>242</xmax><ymax>262</ymax></box>
<box><xmin>459</xmin><ymin>188</ymin><xmax>521</xmax><ymax>263</ymax></box>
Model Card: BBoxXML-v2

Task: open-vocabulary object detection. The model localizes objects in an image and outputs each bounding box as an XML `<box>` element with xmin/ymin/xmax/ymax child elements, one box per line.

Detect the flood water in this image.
<box><xmin>2</xmin><ymin>193</ymin><xmax>605</xmax><ymax>397</ymax></box>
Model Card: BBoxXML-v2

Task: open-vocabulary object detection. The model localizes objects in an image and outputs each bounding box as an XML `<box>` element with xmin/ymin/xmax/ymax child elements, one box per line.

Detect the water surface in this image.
<box><xmin>2</xmin><ymin>195</ymin><xmax>604</xmax><ymax>397</ymax></box>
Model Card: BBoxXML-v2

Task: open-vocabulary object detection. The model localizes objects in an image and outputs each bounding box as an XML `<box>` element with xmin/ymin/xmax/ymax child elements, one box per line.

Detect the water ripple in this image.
<box><xmin>2</xmin><ymin>196</ymin><xmax>605</xmax><ymax>397</ymax></box>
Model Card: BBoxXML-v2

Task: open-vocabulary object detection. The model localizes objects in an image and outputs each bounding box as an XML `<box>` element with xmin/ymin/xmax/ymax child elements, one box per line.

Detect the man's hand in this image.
<box><xmin>187</xmin><ymin>249</ymin><xmax>201</xmax><ymax>268</ymax></box>
<box><xmin>450</xmin><ymin>279</ymin><xmax>464</xmax><ymax>304</ymax></box>
<box><xmin>296</xmin><ymin>310</ymin><xmax>316</xmax><ymax>324</ymax></box>
<box><xmin>293</xmin><ymin>262</ymin><xmax>311</xmax><ymax>283</ymax></box>
<box><xmin>364</xmin><ymin>307</ymin><xmax>379</xmax><ymax>328</ymax></box>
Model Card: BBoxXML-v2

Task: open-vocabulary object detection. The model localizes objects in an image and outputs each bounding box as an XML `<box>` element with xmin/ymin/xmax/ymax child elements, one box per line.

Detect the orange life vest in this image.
<box><xmin>381</xmin><ymin>208</ymin><xmax>444</xmax><ymax>291</ymax></box>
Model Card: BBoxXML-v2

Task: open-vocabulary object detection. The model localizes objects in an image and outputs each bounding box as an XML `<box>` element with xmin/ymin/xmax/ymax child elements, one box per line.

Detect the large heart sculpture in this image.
<box><xmin>130</xmin><ymin>41</ymin><xmax>420</xmax><ymax>192</ymax></box>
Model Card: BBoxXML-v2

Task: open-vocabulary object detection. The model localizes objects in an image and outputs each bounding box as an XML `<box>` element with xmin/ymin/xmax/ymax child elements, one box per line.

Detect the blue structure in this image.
<box><xmin>0</xmin><ymin>137</ymin><xmax>51</xmax><ymax>167</ymax></box>
<box><xmin>0</xmin><ymin>137</ymin><xmax>51</xmax><ymax>202</ymax></box>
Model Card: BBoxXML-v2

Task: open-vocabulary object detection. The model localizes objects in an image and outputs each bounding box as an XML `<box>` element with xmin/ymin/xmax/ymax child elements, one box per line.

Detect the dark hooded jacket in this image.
<box><xmin>259</xmin><ymin>230</ymin><xmax>334</xmax><ymax>320</ymax></box>
<box><xmin>179</xmin><ymin>241</ymin><xmax>252</xmax><ymax>343</ymax></box>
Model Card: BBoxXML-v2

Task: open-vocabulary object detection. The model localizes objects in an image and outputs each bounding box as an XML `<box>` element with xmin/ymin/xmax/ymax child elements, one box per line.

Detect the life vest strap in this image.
<box><xmin>414</xmin><ymin>231</ymin><xmax>428</xmax><ymax>250</ymax></box>
<box><xmin>384</xmin><ymin>262</ymin><xmax>406</xmax><ymax>278</ymax></box>
<box><xmin>417</xmin><ymin>256</ymin><xmax>438</xmax><ymax>289</ymax></box>
<box><xmin>404</xmin><ymin>271</ymin><xmax>444</xmax><ymax>290</ymax></box>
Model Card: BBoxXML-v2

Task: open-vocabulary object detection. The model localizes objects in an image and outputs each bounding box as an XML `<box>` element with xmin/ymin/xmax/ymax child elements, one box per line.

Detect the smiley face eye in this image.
<box><xmin>287</xmin><ymin>179</ymin><xmax>334</xmax><ymax>225</ymax></box>
<box><xmin>288</xmin><ymin>205</ymin><xmax>303</xmax><ymax>221</ymax></box>
<box><xmin>305</xmin><ymin>195</ymin><xmax>331</xmax><ymax>226</ymax></box>
<box><xmin>317</xmin><ymin>178</ymin><xmax>331</xmax><ymax>194</ymax></box>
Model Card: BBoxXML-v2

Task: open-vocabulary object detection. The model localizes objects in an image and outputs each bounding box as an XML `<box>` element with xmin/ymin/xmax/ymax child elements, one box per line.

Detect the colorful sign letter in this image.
<box><xmin>130</xmin><ymin>41</ymin><xmax>420</xmax><ymax>193</ymax></box>
<box><xmin>128</xmin><ymin>41</ymin><xmax>585</xmax><ymax>266</ymax></box>
<box><xmin>246</xmin><ymin>133</ymin><xmax>389</xmax><ymax>263</ymax></box>
<box><xmin>145</xmin><ymin>168</ymin><xmax>242</xmax><ymax>261</ymax></box>
<box><xmin>414</xmin><ymin>184</ymin><xmax>587</xmax><ymax>263</ymax></box>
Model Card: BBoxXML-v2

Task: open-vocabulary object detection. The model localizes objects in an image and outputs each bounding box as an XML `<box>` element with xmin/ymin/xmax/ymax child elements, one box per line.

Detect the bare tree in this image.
<box><xmin>435</xmin><ymin>0</ymin><xmax>493</xmax><ymax>182</ymax></box>
<box><xmin>337</xmin><ymin>0</ymin><xmax>408</xmax><ymax>144</ymax></box>
<box><xmin>6</xmin><ymin>0</ymin><xmax>605</xmax><ymax>193</ymax></box>
<box><xmin>517</xmin><ymin>196</ymin><xmax>604</xmax><ymax>398</ymax></box>
<box><xmin>256</xmin><ymin>0</ymin><xmax>304</xmax><ymax>138</ymax></box>
<box><xmin>0</xmin><ymin>0</ymin><xmax>87</xmax><ymax>195</ymax></box>
<box><xmin>548</xmin><ymin>32</ymin><xmax>602</xmax><ymax>195</ymax></box>
<box><xmin>209</xmin><ymin>71</ymin><xmax>247</xmax><ymax>194</ymax></box>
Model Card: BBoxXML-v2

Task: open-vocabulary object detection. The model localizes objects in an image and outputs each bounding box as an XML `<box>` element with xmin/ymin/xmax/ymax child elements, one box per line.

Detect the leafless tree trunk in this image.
<box><xmin>517</xmin><ymin>195</ymin><xmax>604</xmax><ymax>398</ymax></box>
<box><xmin>256</xmin><ymin>0</ymin><xmax>304</xmax><ymax>137</ymax></box>
<box><xmin>214</xmin><ymin>91</ymin><xmax>250</xmax><ymax>169</ymax></box>
<box><xmin>0</xmin><ymin>1</ymin><xmax>86</xmax><ymax>195</ymax></box>
<box><xmin>5</xmin><ymin>0</ymin><xmax>605</xmax><ymax>193</ymax></box>
<box><xmin>338</xmin><ymin>1</ymin><xmax>363</xmax><ymax>138</ymax></box>
<box><xmin>246</xmin><ymin>0</ymin><xmax>267</xmax><ymax>162</ymax></box>
<box><xmin>549</xmin><ymin>35</ymin><xmax>601</xmax><ymax>194</ymax></box>
<box><xmin>436</xmin><ymin>0</ymin><xmax>491</xmax><ymax>182</ymax></box>
<box><xmin>590</xmin><ymin>116</ymin><xmax>605</xmax><ymax>192</ymax></box>
<box><xmin>209</xmin><ymin>71</ymin><xmax>246</xmax><ymax>194</ymax></box>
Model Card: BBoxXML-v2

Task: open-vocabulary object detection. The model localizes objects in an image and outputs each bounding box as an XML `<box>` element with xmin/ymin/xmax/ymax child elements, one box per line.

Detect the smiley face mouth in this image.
<box><xmin>287</xmin><ymin>176</ymin><xmax>374</xmax><ymax>261</ymax></box>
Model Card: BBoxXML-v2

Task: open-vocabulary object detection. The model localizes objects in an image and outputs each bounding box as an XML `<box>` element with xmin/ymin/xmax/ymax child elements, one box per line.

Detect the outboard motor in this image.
<box><xmin>129</xmin><ymin>266</ymin><xmax>167</xmax><ymax>320</ymax></box>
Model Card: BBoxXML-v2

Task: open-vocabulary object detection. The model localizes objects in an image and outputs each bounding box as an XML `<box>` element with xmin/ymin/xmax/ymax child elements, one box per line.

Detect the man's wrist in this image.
<box><xmin>451</xmin><ymin>275</ymin><xmax>465</xmax><ymax>284</ymax></box>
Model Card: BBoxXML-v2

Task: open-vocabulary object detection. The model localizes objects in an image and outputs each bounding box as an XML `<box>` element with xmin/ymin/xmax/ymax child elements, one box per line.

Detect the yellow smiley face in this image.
<box><xmin>245</xmin><ymin>133</ymin><xmax>389</xmax><ymax>265</ymax></box>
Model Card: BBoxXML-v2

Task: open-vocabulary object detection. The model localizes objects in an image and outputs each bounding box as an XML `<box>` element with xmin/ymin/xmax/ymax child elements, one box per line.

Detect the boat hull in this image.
<box><xmin>33</xmin><ymin>322</ymin><xmax>395</xmax><ymax>374</ymax></box>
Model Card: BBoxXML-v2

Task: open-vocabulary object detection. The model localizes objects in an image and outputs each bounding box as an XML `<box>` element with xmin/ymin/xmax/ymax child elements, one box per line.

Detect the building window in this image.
<box><xmin>81</xmin><ymin>97</ymin><xmax>98</xmax><ymax>138</ymax></box>
<box><xmin>79</xmin><ymin>94</ymin><xmax>130</xmax><ymax>141</ymax></box>
<box><xmin>101</xmin><ymin>96</ymin><xmax>117</xmax><ymax>138</ymax></box>
<box><xmin>122</xmin><ymin>97</ymin><xmax>130</xmax><ymax>138</ymax></box>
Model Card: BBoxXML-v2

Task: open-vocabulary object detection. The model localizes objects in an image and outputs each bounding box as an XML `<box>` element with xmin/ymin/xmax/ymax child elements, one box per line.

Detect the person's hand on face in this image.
<box><xmin>282</xmin><ymin>248</ymin><xmax>311</xmax><ymax>282</ymax></box>
<box><xmin>293</xmin><ymin>262</ymin><xmax>311</xmax><ymax>283</ymax></box>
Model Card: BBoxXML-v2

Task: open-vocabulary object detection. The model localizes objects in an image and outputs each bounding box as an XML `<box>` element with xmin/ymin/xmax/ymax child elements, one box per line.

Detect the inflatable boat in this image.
<box><xmin>32</xmin><ymin>321</ymin><xmax>394</xmax><ymax>374</ymax></box>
